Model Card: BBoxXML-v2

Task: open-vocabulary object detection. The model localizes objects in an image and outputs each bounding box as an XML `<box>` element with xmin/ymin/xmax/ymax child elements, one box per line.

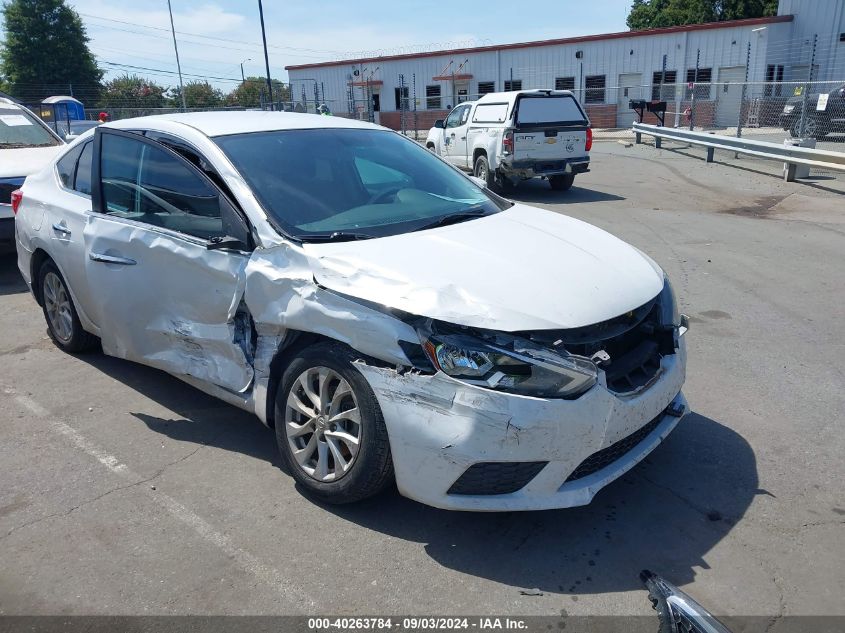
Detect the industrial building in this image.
<box><xmin>285</xmin><ymin>0</ymin><xmax>845</xmax><ymax>130</ymax></box>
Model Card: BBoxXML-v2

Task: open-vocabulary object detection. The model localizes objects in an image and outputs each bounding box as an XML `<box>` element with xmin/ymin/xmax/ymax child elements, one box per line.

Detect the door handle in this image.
<box><xmin>52</xmin><ymin>222</ymin><xmax>71</xmax><ymax>236</ymax></box>
<box><xmin>89</xmin><ymin>252</ymin><xmax>136</xmax><ymax>266</ymax></box>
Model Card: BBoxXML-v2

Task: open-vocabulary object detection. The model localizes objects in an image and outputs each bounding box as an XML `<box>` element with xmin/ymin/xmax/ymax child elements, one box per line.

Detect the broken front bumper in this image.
<box><xmin>355</xmin><ymin>341</ymin><xmax>686</xmax><ymax>511</ymax></box>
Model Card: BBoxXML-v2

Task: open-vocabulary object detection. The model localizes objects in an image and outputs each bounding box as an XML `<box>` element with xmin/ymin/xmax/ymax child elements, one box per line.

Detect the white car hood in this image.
<box><xmin>304</xmin><ymin>204</ymin><xmax>664</xmax><ymax>332</ymax></box>
<box><xmin>0</xmin><ymin>146</ymin><xmax>63</xmax><ymax>178</ymax></box>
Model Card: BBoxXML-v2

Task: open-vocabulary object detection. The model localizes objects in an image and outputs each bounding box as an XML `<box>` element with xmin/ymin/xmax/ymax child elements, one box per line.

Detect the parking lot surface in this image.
<box><xmin>1</xmin><ymin>143</ymin><xmax>843</xmax><ymax>619</ymax></box>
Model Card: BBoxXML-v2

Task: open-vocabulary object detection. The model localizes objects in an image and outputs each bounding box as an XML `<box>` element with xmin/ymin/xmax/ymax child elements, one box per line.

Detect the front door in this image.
<box><xmin>617</xmin><ymin>73</ymin><xmax>643</xmax><ymax>127</ymax></box>
<box><xmin>84</xmin><ymin>128</ymin><xmax>254</xmax><ymax>393</ymax></box>
<box><xmin>442</xmin><ymin>103</ymin><xmax>471</xmax><ymax>168</ymax></box>
<box><xmin>716</xmin><ymin>66</ymin><xmax>746</xmax><ymax>127</ymax></box>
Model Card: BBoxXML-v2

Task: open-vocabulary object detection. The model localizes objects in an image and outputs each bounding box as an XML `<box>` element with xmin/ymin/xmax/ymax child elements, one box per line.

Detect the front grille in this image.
<box><xmin>564</xmin><ymin>408</ymin><xmax>667</xmax><ymax>483</ymax></box>
<box><xmin>448</xmin><ymin>461</ymin><xmax>548</xmax><ymax>496</ymax></box>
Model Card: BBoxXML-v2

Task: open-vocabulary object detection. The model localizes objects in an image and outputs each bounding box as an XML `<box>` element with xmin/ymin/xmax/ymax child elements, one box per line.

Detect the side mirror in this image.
<box><xmin>434</xmin><ymin>119</ymin><xmax>444</xmax><ymax>129</ymax></box>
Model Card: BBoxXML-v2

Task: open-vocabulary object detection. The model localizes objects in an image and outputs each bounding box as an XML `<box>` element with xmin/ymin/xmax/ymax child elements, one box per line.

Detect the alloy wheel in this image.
<box><xmin>285</xmin><ymin>366</ymin><xmax>362</xmax><ymax>482</ymax></box>
<box><xmin>43</xmin><ymin>272</ymin><xmax>74</xmax><ymax>344</ymax></box>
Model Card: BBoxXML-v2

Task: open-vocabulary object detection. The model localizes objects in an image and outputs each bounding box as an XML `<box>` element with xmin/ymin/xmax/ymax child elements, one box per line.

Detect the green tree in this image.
<box><xmin>98</xmin><ymin>74</ymin><xmax>168</xmax><ymax>109</ymax></box>
<box><xmin>627</xmin><ymin>0</ymin><xmax>778</xmax><ymax>30</ymax></box>
<box><xmin>225</xmin><ymin>76</ymin><xmax>288</xmax><ymax>108</ymax></box>
<box><xmin>1</xmin><ymin>0</ymin><xmax>102</xmax><ymax>102</ymax></box>
<box><xmin>169</xmin><ymin>81</ymin><xmax>224</xmax><ymax>109</ymax></box>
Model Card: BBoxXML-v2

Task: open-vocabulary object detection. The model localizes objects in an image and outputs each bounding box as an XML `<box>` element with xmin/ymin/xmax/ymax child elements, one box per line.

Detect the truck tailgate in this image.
<box><xmin>513</xmin><ymin>128</ymin><xmax>587</xmax><ymax>161</ymax></box>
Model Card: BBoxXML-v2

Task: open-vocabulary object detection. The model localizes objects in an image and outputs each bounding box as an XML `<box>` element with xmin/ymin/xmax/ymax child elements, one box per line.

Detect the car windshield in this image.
<box><xmin>0</xmin><ymin>106</ymin><xmax>61</xmax><ymax>148</ymax></box>
<box><xmin>214</xmin><ymin>128</ymin><xmax>505</xmax><ymax>240</ymax></box>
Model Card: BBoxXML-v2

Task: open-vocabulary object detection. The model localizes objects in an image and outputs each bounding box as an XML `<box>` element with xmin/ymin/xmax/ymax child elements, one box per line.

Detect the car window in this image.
<box><xmin>459</xmin><ymin>106</ymin><xmax>471</xmax><ymax>125</ymax></box>
<box><xmin>99</xmin><ymin>133</ymin><xmax>224</xmax><ymax>239</ymax></box>
<box><xmin>0</xmin><ymin>106</ymin><xmax>61</xmax><ymax>148</ymax></box>
<box><xmin>472</xmin><ymin>103</ymin><xmax>509</xmax><ymax>123</ymax></box>
<box><xmin>215</xmin><ymin>128</ymin><xmax>505</xmax><ymax>240</ymax></box>
<box><xmin>74</xmin><ymin>141</ymin><xmax>93</xmax><ymax>196</ymax></box>
<box><xmin>445</xmin><ymin>106</ymin><xmax>467</xmax><ymax>128</ymax></box>
<box><xmin>515</xmin><ymin>96</ymin><xmax>588</xmax><ymax>127</ymax></box>
<box><xmin>57</xmin><ymin>143</ymin><xmax>85</xmax><ymax>188</ymax></box>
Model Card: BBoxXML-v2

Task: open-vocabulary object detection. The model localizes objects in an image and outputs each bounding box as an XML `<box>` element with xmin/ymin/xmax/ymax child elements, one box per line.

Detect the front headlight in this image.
<box><xmin>783</xmin><ymin>104</ymin><xmax>795</xmax><ymax>114</ymax></box>
<box><xmin>420</xmin><ymin>332</ymin><xmax>597</xmax><ymax>398</ymax></box>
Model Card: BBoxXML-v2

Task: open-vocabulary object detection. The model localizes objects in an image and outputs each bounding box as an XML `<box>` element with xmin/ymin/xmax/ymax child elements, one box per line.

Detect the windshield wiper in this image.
<box><xmin>414</xmin><ymin>208</ymin><xmax>491</xmax><ymax>232</ymax></box>
<box><xmin>302</xmin><ymin>231</ymin><xmax>375</xmax><ymax>243</ymax></box>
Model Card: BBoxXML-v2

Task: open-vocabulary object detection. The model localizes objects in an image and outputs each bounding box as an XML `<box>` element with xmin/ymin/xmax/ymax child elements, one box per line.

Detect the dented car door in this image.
<box><xmin>83</xmin><ymin>127</ymin><xmax>254</xmax><ymax>393</ymax></box>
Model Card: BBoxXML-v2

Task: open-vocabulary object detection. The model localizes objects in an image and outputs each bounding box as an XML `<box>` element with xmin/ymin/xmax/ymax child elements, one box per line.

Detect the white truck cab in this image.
<box><xmin>426</xmin><ymin>89</ymin><xmax>591</xmax><ymax>191</ymax></box>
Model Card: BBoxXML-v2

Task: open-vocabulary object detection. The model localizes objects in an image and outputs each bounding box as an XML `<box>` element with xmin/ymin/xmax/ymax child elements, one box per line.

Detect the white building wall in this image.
<box><xmin>288</xmin><ymin>4</ymin><xmax>843</xmax><ymax>118</ymax></box>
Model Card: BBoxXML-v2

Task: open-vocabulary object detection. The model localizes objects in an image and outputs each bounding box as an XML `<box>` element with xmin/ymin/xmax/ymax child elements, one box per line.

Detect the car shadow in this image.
<box><xmin>76</xmin><ymin>353</ymin><xmax>758</xmax><ymax>596</ymax></box>
<box><xmin>0</xmin><ymin>252</ymin><xmax>28</xmax><ymax>296</ymax></box>
<box><xmin>505</xmin><ymin>180</ymin><xmax>626</xmax><ymax>205</ymax></box>
<box><xmin>316</xmin><ymin>411</ymin><xmax>759</xmax><ymax>595</ymax></box>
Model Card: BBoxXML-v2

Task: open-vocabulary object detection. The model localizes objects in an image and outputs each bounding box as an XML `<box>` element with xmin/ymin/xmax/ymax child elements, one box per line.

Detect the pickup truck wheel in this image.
<box><xmin>473</xmin><ymin>155</ymin><xmax>496</xmax><ymax>190</ymax></box>
<box><xmin>426</xmin><ymin>143</ymin><xmax>435</xmax><ymax>151</ymax></box>
<box><xmin>275</xmin><ymin>342</ymin><xmax>394</xmax><ymax>504</ymax></box>
<box><xmin>549</xmin><ymin>174</ymin><xmax>575</xmax><ymax>191</ymax></box>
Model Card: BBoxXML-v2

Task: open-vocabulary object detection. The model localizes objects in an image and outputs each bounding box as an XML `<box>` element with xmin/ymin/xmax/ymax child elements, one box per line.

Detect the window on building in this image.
<box><xmin>394</xmin><ymin>86</ymin><xmax>409</xmax><ymax>110</ymax></box>
<box><xmin>425</xmin><ymin>85</ymin><xmax>441</xmax><ymax>109</ymax></box>
<box><xmin>555</xmin><ymin>77</ymin><xmax>575</xmax><ymax>91</ymax></box>
<box><xmin>764</xmin><ymin>64</ymin><xmax>785</xmax><ymax>97</ymax></box>
<box><xmin>651</xmin><ymin>70</ymin><xmax>677</xmax><ymax>101</ymax></box>
<box><xmin>477</xmin><ymin>81</ymin><xmax>495</xmax><ymax>95</ymax></box>
<box><xmin>504</xmin><ymin>79</ymin><xmax>522</xmax><ymax>92</ymax></box>
<box><xmin>685</xmin><ymin>68</ymin><xmax>712</xmax><ymax>99</ymax></box>
<box><xmin>585</xmin><ymin>75</ymin><xmax>606</xmax><ymax>104</ymax></box>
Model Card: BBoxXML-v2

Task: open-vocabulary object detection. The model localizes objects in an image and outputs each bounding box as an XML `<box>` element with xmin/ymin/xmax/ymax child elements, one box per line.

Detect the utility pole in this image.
<box><xmin>257</xmin><ymin>0</ymin><xmax>273</xmax><ymax>109</ymax></box>
<box><xmin>240</xmin><ymin>58</ymin><xmax>251</xmax><ymax>83</ymax></box>
<box><xmin>167</xmin><ymin>0</ymin><xmax>187</xmax><ymax>111</ymax></box>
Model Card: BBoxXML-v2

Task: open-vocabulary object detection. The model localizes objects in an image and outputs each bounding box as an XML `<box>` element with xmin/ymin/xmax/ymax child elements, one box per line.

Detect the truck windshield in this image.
<box><xmin>215</xmin><ymin>128</ymin><xmax>505</xmax><ymax>241</ymax></box>
<box><xmin>515</xmin><ymin>96</ymin><xmax>587</xmax><ymax>127</ymax></box>
<box><xmin>0</xmin><ymin>106</ymin><xmax>61</xmax><ymax>148</ymax></box>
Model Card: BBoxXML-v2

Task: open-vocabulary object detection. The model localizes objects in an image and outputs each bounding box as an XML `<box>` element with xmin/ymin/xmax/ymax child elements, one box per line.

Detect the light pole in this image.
<box><xmin>257</xmin><ymin>0</ymin><xmax>273</xmax><ymax>108</ymax></box>
<box><xmin>240</xmin><ymin>58</ymin><xmax>252</xmax><ymax>83</ymax></box>
<box><xmin>167</xmin><ymin>0</ymin><xmax>187</xmax><ymax>111</ymax></box>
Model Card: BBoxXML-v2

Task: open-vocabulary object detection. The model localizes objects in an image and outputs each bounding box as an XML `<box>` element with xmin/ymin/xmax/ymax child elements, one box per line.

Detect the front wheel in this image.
<box><xmin>549</xmin><ymin>174</ymin><xmax>575</xmax><ymax>191</ymax></box>
<box><xmin>274</xmin><ymin>342</ymin><xmax>393</xmax><ymax>504</ymax></box>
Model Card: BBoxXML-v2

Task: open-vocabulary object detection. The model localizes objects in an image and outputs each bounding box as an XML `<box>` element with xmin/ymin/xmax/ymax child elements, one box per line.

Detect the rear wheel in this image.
<box><xmin>549</xmin><ymin>174</ymin><xmax>575</xmax><ymax>191</ymax></box>
<box><xmin>38</xmin><ymin>260</ymin><xmax>97</xmax><ymax>353</ymax></box>
<box><xmin>473</xmin><ymin>154</ymin><xmax>496</xmax><ymax>190</ymax></box>
<box><xmin>791</xmin><ymin>116</ymin><xmax>827</xmax><ymax>139</ymax></box>
<box><xmin>274</xmin><ymin>342</ymin><xmax>393</xmax><ymax>504</ymax></box>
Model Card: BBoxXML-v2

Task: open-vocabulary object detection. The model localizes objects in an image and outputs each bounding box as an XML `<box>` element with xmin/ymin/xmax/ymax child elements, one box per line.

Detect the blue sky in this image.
<box><xmin>67</xmin><ymin>0</ymin><xmax>633</xmax><ymax>90</ymax></box>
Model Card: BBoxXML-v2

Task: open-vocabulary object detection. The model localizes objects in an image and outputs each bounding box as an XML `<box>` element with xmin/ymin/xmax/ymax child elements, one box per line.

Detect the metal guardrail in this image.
<box><xmin>632</xmin><ymin>122</ymin><xmax>845</xmax><ymax>181</ymax></box>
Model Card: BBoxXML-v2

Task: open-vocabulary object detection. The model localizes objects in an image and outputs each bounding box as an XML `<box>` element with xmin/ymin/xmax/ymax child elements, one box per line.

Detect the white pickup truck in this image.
<box><xmin>425</xmin><ymin>89</ymin><xmax>591</xmax><ymax>191</ymax></box>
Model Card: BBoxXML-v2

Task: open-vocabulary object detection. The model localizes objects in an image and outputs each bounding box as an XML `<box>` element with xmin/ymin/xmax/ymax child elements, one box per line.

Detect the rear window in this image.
<box><xmin>0</xmin><ymin>106</ymin><xmax>61</xmax><ymax>148</ymax></box>
<box><xmin>515</xmin><ymin>96</ymin><xmax>587</xmax><ymax>127</ymax></box>
<box><xmin>472</xmin><ymin>103</ymin><xmax>509</xmax><ymax>124</ymax></box>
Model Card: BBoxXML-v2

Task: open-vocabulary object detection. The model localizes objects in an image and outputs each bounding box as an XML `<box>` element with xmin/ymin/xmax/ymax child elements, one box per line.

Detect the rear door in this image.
<box><xmin>84</xmin><ymin>127</ymin><xmax>255</xmax><ymax>393</ymax></box>
<box><xmin>511</xmin><ymin>94</ymin><xmax>589</xmax><ymax>162</ymax></box>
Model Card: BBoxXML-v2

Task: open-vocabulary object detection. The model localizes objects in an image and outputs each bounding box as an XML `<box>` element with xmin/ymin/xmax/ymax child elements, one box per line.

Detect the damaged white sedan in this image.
<box><xmin>15</xmin><ymin>112</ymin><xmax>688</xmax><ymax>511</ymax></box>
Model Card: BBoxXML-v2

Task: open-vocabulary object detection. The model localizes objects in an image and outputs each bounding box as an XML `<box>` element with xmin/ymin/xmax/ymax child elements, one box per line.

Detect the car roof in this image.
<box><xmin>105</xmin><ymin>111</ymin><xmax>383</xmax><ymax>138</ymax></box>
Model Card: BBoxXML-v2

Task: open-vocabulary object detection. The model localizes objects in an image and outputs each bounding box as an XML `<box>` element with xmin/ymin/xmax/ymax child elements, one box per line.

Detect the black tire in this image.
<box><xmin>38</xmin><ymin>260</ymin><xmax>98</xmax><ymax>353</ymax></box>
<box><xmin>426</xmin><ymin>143</ymin><xmax>435</xmax><ymax>151</ymax></box>
<box><xmin>473</xmin><ymin>154</ymin><xmax>497</xmax><ymax>190</ymax></box>
<box><xmin>791</xmin><ymin>116</ymin><xmax>827</xmax><ymax>139</ymax></box>
<box><xmin>274</xmin><ymin>342</ymin><xmax>393</xmax><ymax>504</ymax></box>
<box><xmin>549</xmin><ymin>174</ymin><xmax>575</xmax><ymax>191</ymax></box>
